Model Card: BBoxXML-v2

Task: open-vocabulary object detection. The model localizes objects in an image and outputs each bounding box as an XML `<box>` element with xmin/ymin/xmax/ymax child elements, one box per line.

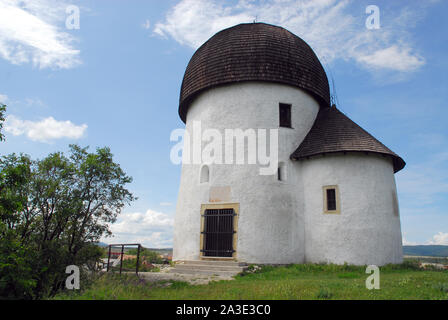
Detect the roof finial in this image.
<box><xmin>253</xmin><ymin>15</ymin><xmax>258</xmax><ymax>23</ymax></box>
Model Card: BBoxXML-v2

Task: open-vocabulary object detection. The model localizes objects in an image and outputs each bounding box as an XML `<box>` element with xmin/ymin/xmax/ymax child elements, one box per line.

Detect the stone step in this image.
<box><xmin>174</xmin><ymin>264</ymin><xmax>247</xmax><ymax>272</ymax></box>
<box><xmin>180</xmin><ymin>260</ymin><xmax>247</xmax><ymax>267</ymax></box>
<box><xmin>168</xmin><ymin>268</ymin><xmax>243</xmax><ymax>276</ymax></box>
<box><xmin>170</xmin><ymin>260</ymin><xmax>248</xmax><ymax>276</ymax></box>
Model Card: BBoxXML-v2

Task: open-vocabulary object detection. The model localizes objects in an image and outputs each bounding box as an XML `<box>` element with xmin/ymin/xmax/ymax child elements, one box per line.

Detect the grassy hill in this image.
<box><xmin>403</xmin><ymin>245</ymin><xmax>448</xmax><ymax>257</ymax></box>
<box><xmin>54</xmin><ymin>262</ymin><xmax>448</xmax><ymax>300</ymax></box>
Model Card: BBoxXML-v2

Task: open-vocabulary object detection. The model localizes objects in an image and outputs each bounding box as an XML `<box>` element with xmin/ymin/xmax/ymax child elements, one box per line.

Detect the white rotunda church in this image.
<box><xmin>173</xmin><ymin>23</ymin><xmax>405</xmax><ymax>266</ymax></box>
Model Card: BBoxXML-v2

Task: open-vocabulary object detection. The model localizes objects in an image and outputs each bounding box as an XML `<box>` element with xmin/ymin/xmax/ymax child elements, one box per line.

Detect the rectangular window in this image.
<box><xmin>323</xmin><ymin>185</ymin><xmax>340</xmax><ymax>214</ymax></box>
<box><xmin>279</xmin><ymin>103</ymin><xmax>292</xmax><ymax>128</ymax></box>
<box><xmin>326</xmin><ymin>189</ymin><xmax>336</xmax><ymax>211</ymax></box>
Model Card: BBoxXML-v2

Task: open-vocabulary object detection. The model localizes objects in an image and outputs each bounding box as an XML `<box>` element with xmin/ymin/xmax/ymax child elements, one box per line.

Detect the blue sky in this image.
<box><xmin>0</xmin><ymin>0</ymin><xmax>447</xmax><ymax>247</ymax></box>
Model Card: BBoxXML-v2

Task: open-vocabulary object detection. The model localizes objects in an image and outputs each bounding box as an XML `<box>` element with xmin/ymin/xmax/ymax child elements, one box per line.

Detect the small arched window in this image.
<box><xmin>278</xmin><ymin>162</ymin><xmax>287</xmax><ymax>181</ymax></box>
<box><xmin>200</xmin><ymin>165</ymin><xmax>210</xmax><ymax>184</ymax></box>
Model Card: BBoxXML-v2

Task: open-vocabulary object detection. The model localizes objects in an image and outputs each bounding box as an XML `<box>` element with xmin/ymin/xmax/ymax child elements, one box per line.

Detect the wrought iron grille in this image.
<box><xmin>201</xmin><ymin>208</ymin><xmax>235</xmax><ymax>257</ymax></box>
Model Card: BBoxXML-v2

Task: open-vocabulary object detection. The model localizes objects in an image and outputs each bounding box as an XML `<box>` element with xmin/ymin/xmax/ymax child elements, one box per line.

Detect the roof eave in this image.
<box><xmin>291</xmin><ymin>150</ymin><xmax>406</xmax><ymax>173</ymax></box>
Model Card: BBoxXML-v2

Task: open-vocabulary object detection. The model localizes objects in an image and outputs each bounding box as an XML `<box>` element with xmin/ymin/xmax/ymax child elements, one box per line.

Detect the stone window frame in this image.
<box><xmin>323</xmin><ymin>185</ymin><xmax>341</xmax><ymax>214</ymax></box>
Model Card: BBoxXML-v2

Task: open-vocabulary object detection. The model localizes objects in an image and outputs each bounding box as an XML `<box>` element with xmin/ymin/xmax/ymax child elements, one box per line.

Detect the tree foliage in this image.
<box><xmin>0</xmin><ymin>104</ymin><xmax>5</xmax><ymax>141</ymax></box>
<box><xmin>0</xmin><ymin>145</ymin><xmax>135</xmax><ymax>299</ymax></box>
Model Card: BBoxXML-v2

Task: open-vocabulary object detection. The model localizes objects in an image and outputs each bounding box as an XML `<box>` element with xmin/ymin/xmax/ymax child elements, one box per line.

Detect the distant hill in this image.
<box><xmin>147</xmin><ymin>248</ymin><xmax>173</xmax><ymax>255</ymax></box>
<box><xmin>403</xmin><ymin>245</ymin><xmax>448</xmax><ymax>257</ymax></box>
<box><xmin>95</xmin><ymin>243</ymin><xmax>172</xmax><ymax>254</ymax></box>
<box><xmin>95</xmin><ymin>242</ymin><xmax>109</xmax><ymax>247</ymax></box>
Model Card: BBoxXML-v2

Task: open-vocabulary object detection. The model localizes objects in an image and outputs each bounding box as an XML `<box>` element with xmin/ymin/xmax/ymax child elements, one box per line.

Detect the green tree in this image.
<box><xmin>0</xmin><ymin>145</ymin><xmax>135</xmax><ymax>298</ymax></box>
<box><xmin>0</xmin><ymin>154</ymin><xmax>36</xmax><ymax>299</ymax></box>
<box><xmin>127</xmin><ymin>247</ymin><xmax>163</xmax><ymax>264</ymax></box>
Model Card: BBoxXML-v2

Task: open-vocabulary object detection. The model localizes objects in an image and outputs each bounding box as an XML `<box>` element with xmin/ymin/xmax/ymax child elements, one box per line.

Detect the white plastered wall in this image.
<box><xmin>173</xmin><ymin>81</ymin><xmax>319</xmax><ymax>263</ymax></box>
<box><xmin>300</xmin><ymin>152</ymin><xmax>403</xmax><ymax>266</ymax></box>
<box><xmin>173</xmin><ymin>82</ymin><xmax>403</xmax><ymax>265</ymax></box>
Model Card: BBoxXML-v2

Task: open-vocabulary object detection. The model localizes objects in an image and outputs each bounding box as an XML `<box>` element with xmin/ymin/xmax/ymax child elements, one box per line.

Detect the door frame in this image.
<box><xmin>200</xmin><ymin>203</ymin><xmax>239</xmax><ymax>260</ymax></box>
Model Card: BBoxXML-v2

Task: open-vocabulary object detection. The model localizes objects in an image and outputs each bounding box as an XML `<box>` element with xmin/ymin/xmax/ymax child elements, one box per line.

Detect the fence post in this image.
<box><xmin>119</xmin><ymin>245</ymin><xmax>124</xmax><ymax>275</ymax></box>
<box><xmin>136</xmin><ymin>244</ymin><xmax>141</xmax><ymax>275</ymax></box>
<box><xmin>107</xmin><ymin>245</ymin><xmax>111</xmax><ymax>272</ymax></box>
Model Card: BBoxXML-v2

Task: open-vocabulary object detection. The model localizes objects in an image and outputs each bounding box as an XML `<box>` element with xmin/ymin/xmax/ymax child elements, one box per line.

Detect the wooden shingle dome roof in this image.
<box><xmin>179</xmin><ymin>23</ymin><xmax>331</xmax><ymax>123</ymax></box>
<box><xmin>291</xmin><ymin>106</ymin><xmax>406</xmax><ymax>173</ymax></box>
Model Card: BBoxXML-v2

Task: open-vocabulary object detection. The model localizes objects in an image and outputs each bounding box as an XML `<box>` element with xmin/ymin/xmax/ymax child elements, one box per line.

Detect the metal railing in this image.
<box><xmin>106</xmin><ymin>243</ymin><xmax>141</xmax><ymax>275</ymax></box>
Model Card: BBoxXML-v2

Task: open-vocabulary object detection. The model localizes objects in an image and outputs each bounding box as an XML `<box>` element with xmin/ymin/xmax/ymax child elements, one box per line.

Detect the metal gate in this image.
<box><xmin>201</xmin><ymin>208</ymin><xmax>235</xmax><ymax>257</ymax></box>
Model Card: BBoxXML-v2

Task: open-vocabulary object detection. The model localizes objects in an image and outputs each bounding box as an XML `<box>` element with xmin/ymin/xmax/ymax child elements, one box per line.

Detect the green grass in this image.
<box><xmin>54</xmin><ymin>261</ymin><xmax>448</xmax><ymax>300</ymax></box>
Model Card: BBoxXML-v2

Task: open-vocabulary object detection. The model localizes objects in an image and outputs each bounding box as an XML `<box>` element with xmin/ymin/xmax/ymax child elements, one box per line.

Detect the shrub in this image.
<box><xmin>433</xmin><ymin>283</ymin><xmax>448</xmax><ymax>293</ymax></box>
<box><xmin>0</xmin><ymin>146</ymin><xmax>135</xmax><ymax>299</ymax></box>
<box><xmin>316</xmin><ymin>287</ymin><xmax>333</xmax><ymax>299</ymax></box>
<box><xmin>337</xmin><ymin>272</ymin><xmax>360</xmax><ymax>279</ymax></box>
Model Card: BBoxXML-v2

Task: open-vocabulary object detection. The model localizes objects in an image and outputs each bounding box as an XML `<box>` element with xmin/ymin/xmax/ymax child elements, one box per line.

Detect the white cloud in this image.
<box><xmin>426</xmin><ymin>232</ymin><xmax>448</xmax><ymax>245</ymax></box>
<box><xmin>357</xmin><ymin>46</ymin><xmax>425</xmax><ymax>72</ymax></box>
<box><xmin>22</xmin><ymin>97</ymin><xmax>46</xmax><ymax>108</ymax></box>
<box><xmin>111</xmin><ymin>210</ymin><xmax>174</xmax><ymax>233</ymax></box>
<box><xmin>154</xmin><ymin>0</ymin><xmax>429</xmax><ymax>73</ymax></box>
<box><xmin>0</xmin><ymin>94</ymin><xmax>8</xmax><ymax>104</ymax></box>
<box><xmin>0</xmin><ymin>95</ymin><xmax>47</xmax><ymax>109</ymax></box>
<box><xmin>142</xmin><ymin>19</ymin><xmax>151</xmax><ymax>30</ymax></box>
<box><xmin>154</xmin><ymin>0</ymin><xmax>253</xmax><ymax>48</ymax></box>
<box><xmin>402</xmin><ymin>233</ymin><xmax>417</xmax><ymax>246</ymax></box>
<box><xmin>0</xmin><ymin>0</ymin><xmax>81</xmax><ymax>69</ymax></box>
<box><xmin>159</xmin><ymin>202</ymin><xmax>173</xmax><ymax>207</ymax></box>
<box><xmin>107</xmin><ymin>209</ymin><xmax>174</xmax><ymax>248</ymax></box>
<box><xmin>4</xmin><ymin>115</ymin><xmax>87</xmax><ymax>142</ymax></box>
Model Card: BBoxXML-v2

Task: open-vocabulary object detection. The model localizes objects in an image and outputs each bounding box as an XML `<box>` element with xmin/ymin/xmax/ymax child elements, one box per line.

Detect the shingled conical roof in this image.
<box><xmin>179</xmin><ymin>23</ymin><xmax>330</xmax><ymax>123</ymax></box>
<box><xmin>291</xmin><ymin>106</ymin><xmax>405</xmax><ymax>173</ymax></box>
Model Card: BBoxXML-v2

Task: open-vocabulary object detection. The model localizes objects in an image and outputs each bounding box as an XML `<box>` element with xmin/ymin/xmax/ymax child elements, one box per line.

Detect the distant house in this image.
<box><xmin>160</xmin><ymin>254</ymin><xmax>172</xmax><ymax>264</ymax></box>
<box><xmin>122</xmin><ymin>254</ymin><xmax>137</xmax><ymax>261</ymax></box>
